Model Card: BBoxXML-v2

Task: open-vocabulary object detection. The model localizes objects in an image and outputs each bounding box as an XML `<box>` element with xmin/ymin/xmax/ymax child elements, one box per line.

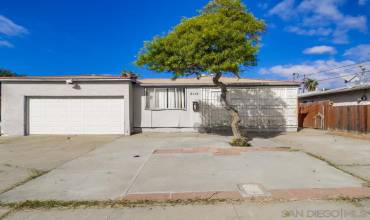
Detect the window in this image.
<box><xmin>145</xmin><ymin>88</ymin><xmax>186</xmax><ymax>110</ymax></box>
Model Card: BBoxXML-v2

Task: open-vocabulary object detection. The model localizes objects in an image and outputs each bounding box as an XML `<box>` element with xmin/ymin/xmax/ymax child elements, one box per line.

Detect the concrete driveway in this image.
<box><xmin>0</xmin><ymin>135</ymin><xmax>120</xmax><ymax>194</ymax></box>
<box><xmin>271</xmin><ymin>129</ymin><xmax>370</xmax><ymax>181</ymax></box>
<box><xmin>0</xmin><ymin>132</ymin><xmax>367</xmax><ymax>203</ymax></box>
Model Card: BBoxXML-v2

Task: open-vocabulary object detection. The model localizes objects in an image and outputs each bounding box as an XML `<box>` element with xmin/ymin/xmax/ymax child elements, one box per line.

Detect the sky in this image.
<box><xmin>0</xmin><ymin>0</ymin><xmax>370</xmax><ymax>88</ymax></box>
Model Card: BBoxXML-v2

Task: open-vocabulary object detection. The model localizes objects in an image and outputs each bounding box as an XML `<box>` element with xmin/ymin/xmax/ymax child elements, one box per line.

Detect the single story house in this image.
<box><xmin>0</xmin><ymin>75</ymin><xmax>299</xmax><ymax>136</ymax></box>
<box><xmin>298</xmin><ymin>83</ymin><xmax>370</xmax><ymax>133</ymax></box>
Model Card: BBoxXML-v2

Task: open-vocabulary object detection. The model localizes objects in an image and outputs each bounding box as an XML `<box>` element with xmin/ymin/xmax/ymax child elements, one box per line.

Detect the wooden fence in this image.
<box><xmin>299</xmin><ymin>101</ymin><xmax>369</xmax><ymax>133</ymax></box>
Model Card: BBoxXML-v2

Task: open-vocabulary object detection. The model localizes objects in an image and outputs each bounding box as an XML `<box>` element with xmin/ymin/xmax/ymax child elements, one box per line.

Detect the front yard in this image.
<box><xmin>0</xmin><ymin>130</ymin><xmax>369</xmax><ymax>219</ymax></box>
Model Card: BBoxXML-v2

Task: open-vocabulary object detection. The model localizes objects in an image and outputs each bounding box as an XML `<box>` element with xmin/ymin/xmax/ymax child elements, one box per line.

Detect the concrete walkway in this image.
<box><xmin>3</xmin><ymin>200</ymin><xmax>369</xmax><ymax>220</ymax></box>
<box><xmin>0</xmin><ymin>133</ymin><xmax>366</xmax><ymax>202</ymax></box>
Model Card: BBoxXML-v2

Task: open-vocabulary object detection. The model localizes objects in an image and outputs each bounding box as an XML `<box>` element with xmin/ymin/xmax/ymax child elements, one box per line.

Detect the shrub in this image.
<box><xmin>230</xmin><ymin>137</ymin><xmax>251</xmax><ymax>147</ymax></box>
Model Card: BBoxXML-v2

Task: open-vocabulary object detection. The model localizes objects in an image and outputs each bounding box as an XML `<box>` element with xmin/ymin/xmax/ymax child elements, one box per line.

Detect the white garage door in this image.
<box><xmin>28</xmin><ymin>97</ymin><xmax>125</xmax><ymax>135</ymax></box>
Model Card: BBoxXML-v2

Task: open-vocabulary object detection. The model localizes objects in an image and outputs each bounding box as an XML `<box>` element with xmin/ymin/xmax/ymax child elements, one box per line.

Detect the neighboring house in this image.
<box><xmin>0</xmin><ymin>75</ymin><xmax>299</xmax><ymax>136</ymax></box>
<box><xmin>298</xmin><ymin>83</ymin><xmax>370</xmax><ymax>133</ymax></box>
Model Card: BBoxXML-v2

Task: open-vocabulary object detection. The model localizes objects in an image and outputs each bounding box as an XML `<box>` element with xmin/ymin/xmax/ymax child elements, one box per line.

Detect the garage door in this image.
<box><xmin>28</xmin><ymin>97</ymin><xmax>125</xmax><ymax>134</ymax></box>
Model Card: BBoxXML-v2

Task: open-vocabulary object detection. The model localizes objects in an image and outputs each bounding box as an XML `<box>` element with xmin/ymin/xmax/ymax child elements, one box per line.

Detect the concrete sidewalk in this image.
<box><xmin>3</xmin><ymin>200</ymin><xmax>369</xmax><ymax>220</ymax></box>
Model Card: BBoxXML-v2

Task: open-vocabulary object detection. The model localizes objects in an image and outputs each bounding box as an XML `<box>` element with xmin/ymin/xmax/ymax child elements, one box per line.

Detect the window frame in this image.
<box><xmin>144</xmin><ymin>87</ymin><xmax>187</xmax><ymax>111</ymax></box>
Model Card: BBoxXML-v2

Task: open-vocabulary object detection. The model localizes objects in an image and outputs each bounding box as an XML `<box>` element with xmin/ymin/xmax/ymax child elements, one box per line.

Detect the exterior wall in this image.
<box><xmin>299</xmin><ymin>89</ymin><xmax>370</xmax><ymax>106</ymax></box>
<box><xmin>133</xmin><ymin>86</ymin><xmax>202</xmax><ymax>131</ymax></box>
<box><xmin>134</xmin><ymin>85</ymin><xmax>298</xmax><ymax>132</ymax></box>
<box><xmin>201</xmin><ymin>87</ymin><xmax>298</xmax><ymax>131</ymax></box>
<box><xmin>1</xmin><ymin>81</ymin><xmax>132</xmax><ymax>136</ymax></box>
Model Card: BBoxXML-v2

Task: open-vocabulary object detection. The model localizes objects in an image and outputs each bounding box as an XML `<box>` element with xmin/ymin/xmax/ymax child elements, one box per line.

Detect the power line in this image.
<box><xmin>316</xmin><ymin>73</ymin><xmax>358</xmax><ymax>82</ymax></box>
<box><xmin>300</xmin><ymin>70</ymin><xmax>370</xmax><ymax>83</ymax></box>
<box><xmin>304</xmin><ymin>59</ymin><xmax>370</xmax><ymax>77</ymax></box>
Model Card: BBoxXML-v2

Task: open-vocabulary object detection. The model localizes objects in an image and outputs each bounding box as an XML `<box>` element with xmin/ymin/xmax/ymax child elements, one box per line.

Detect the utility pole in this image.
<box><xmin>359</xmin><ymin>65</ymin><xmax>367</xmax><ymax>84</ymax></box>
<box><xmin>292</xmin><ymin>72</ymin><xmax>299</xmax><ymax>82</ymax></box>
<box><xmin>302</xmin><ymin>74</ymin><xmax>306</xmax><ymax>93</ymax></box>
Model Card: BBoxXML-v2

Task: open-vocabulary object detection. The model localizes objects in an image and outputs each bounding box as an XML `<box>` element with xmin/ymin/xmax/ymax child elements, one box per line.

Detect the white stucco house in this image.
<box><xmin>0</xmin><ymin>75</ymin><xmax>299</xmax><ymax>136</ymax></box>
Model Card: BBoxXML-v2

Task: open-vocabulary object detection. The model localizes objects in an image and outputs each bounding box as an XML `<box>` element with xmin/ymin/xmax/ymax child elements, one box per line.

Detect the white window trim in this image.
<box><xmin>145</xmin><ymin>87</ymin><xmax>187</xmax><ymax>111</ymax></box>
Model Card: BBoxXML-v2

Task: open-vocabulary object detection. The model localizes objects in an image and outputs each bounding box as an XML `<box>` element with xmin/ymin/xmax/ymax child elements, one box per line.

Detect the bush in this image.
<box><xmin>230</xmin><ymin>137</ymin><xmax>251</xmax><ymax>147</ymax></box>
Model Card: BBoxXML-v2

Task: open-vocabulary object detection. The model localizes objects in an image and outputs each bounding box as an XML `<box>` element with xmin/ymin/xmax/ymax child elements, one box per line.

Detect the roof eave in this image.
<box><xmin>138</xmin><ymin>82</ymin><xmax>300</xmax><ymax>87</ymax></box>
<box><xmin>0</xmin><ymin>78</ymin><xmax>134</xmax><ymax>82</ymax></box>
<box><xmin>299</xmin><ymin>84</ymin><xmax>370</xmax><ymax>98</ymax></box>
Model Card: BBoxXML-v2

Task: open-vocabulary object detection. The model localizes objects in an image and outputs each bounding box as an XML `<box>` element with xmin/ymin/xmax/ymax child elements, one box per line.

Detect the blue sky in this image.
<box><xmin>0</xmin><ymin>0</ymin><xmax>370</xmax><ymax>88</ymax></box>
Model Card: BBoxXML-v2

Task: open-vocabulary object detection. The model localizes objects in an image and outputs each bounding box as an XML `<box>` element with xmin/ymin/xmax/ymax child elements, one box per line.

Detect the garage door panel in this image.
<box><xmin>28</xmin><ymin>97</ymin><xmax>125</xmax><ymax>135</ymax></box>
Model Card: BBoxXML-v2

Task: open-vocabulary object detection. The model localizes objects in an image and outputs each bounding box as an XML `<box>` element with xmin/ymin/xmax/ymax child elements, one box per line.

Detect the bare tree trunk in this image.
<box><xmin>212</xmin><ymin>73</ymin><xmax>249</xmax><ymax>142</ymax></box>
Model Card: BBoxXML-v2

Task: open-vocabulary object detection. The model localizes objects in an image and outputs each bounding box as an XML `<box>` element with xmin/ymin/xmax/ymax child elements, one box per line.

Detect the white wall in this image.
<box><xmin>133</xmin><ymin>86</ymin><xmax>202</xmax><ymax>130</ymax></box>
<box><xmin>134</xmin><ymin>86</ymin><xmax>298</xmax><ymax>132</ymax></box>
<box><xmin>1</xmin><ymin>81</ymin><xmax>133</xmax><ymax>136</ymax></box>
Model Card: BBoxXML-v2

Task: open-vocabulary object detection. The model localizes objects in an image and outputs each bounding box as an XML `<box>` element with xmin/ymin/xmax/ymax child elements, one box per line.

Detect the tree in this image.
<box><xmin>0</xmin><ymin>68</ymin><xmax>18</xmax><ymax>77</ymax></box>
<box><xmin>304</xmin><ymin>78</ymin><xmax>318</xmax><ymax>92</ymax></box>
<box><xmin>135</xmin><ymin>0</ymin><xmax>265</xmax><ymax>145</ymax></box>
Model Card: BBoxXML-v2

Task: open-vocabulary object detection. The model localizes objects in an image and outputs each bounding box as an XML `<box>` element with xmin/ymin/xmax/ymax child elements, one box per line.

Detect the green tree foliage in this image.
<box><xmin>136</xmin><ymin>0</ymin><xmax>265</xmax><ymax>144</ymax></box>
<box><xmin>136</xmin><ymin>0</ymin><xmax>265</xmax><ymax>77</ymax></box>
<box><xmin>304</xmin><ymin>78</ymin><xmax>319</xmax><ymax>92</ymax></box>
<box><xmin>0</xmin><ymin>68</ymin><xmax>18</xmax><ymax>77</ymax></box>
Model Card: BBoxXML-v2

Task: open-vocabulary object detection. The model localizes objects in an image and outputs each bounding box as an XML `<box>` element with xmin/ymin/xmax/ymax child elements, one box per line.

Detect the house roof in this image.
<box><xmin>299</xmin><ymin>83</ymin><xmax>370</xmax><ymax>98</ymax></box>
<box><xmin>0</xmin><ymin>75</ymin><xmax>300</xmax><ymax>86</ymax></box>
<box><xmin>0</xmin><ymin>75</ymin><xmax>135</xmax><ymax>82</ymax></box>
<box><xmin>137</xmin><ymin>76</ymin><xmax>300</xmax><ymax>87</ymax></box>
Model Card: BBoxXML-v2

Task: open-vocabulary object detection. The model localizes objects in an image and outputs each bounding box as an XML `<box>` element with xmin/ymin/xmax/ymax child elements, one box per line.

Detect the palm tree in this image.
<box><xmin>304</xmin><ymin>78</ymin><xmax>318</xmax><ymax>92</ymax></box>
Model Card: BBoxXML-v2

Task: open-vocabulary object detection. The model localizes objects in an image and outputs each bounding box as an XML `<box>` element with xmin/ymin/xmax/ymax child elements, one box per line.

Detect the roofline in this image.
<box><xmin>0</xmin><ymin>76</ymin><xmax>300</xmax><ymax>86</ymax></box>
<box><xmin>299</xmin><ymin>83</ymin><xmax>370</xmax><ymax>98</ymax></box>
<box><xmin>0</xmin><ymin>78</ymin><xmax>135</xmax><ymax>82</ymax></box>
<box><xmin>137</xmin><ymin>82</ymin><xmax>300</xmax><ymax>87</ymax></box>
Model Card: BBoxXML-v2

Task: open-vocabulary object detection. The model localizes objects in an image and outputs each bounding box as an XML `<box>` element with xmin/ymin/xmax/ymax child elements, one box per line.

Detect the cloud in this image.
<box><xmin>344</xmin><ymin>44</ymin><xmax>370</xmax><ymax>61</ymax></box>
<box><xmin>0</xmin><ymin>15</ymin><xmax>28</xmax><ymax>36</ymax></box>
<box><xmin>333</xmin><ymin>15</ymin><xmax>367</xmax><ymax>44</ymax></box>
<box><xmin>268</xmin><ymin>0</ymin><xmax>296</xmax><ymax>20</ymax></box>
<box><xmin>285</xmin><ymin>26</ymin><xmax>332</xmax><ymax>36</ymax></box>
<box><xmin>258</xmin><ymin>59</ymin><xmax>369</xmax><ymax>88</ymax></box>
<box><xmin>0</xmin><ymin>15</ymin><xmax>28</xmax><ymax>48</ymax></box>
<box><xmin>358</xmin><ymin>0</ymin><xmax>368</xmax><ymax>5</ymax></box>
<box><xmin>303</xmin><ymin>45</ymin><xmax>337</xmax><ymax>55</ymax></box>
<box><xmin>269</xmin><ymin>0</ymin><xmax>368</xmax><ymax>44</ymax></box>
<box><xmin>0</xmin><ymin>39</ymin><xmax>14</xmax><ymax>48</ymax></box>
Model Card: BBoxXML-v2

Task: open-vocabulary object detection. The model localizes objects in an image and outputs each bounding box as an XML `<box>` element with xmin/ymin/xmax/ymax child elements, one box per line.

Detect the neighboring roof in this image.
<box><xmin>299</xmin><ymin>83</ymin><xmax>370</xmax><ymax>99</ymax></box>
<box><xmin>138</xmin><ymin>76</ymin><xmax>300</xmax><ymax>86</ymax></box>
<box><xmin>0</xmin><ymin>75</ymin><xmax>135</xmax><ymax>82</ymax></box>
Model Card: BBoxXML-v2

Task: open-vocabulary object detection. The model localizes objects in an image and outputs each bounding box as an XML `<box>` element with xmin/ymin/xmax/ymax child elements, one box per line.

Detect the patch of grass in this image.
<box><xmin>0</xmin><ymin>198</ymin><xmax>236</xmax><ymax>210</ymax></box>
<box><xmin>230</xmin><ymin>137</ymin><xmax>251</xmax><ymax>147</ymax></box>
<box><xmin>329</xmin><ymin>196</ymin><xmax>370</xmax><ymax>207</ymax></box>
<box><xmin>1</xmin><ymin>197</ymin><xmax>370</xmax><ymax>211</ymax></box>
